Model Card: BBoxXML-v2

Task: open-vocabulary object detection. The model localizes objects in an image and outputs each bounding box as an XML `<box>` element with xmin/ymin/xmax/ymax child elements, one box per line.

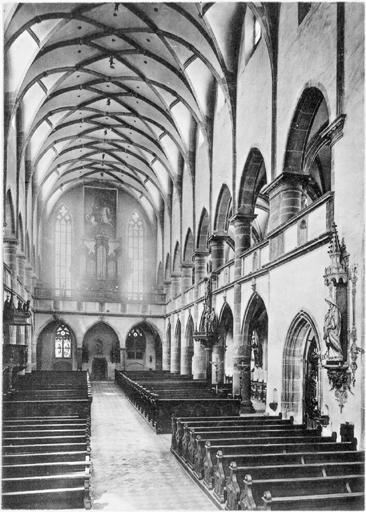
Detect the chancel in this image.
<box><xmin>2</xmin><ymin>2</ymin><xmax>365</xmax><ymax>510</ymax></box>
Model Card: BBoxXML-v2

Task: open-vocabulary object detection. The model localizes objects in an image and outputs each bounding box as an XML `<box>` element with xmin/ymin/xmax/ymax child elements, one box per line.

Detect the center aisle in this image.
<box><xmin>91</xmin><ymin>381</ymin><xmax>216</xmax><ymax>510</ymax></box>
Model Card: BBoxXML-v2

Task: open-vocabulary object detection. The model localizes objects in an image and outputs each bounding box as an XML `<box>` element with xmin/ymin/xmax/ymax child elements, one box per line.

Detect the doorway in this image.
<box><xmin>92</xmin><ymin>357</ymin><xmax>107</xmax><ymax>380</ymax></box>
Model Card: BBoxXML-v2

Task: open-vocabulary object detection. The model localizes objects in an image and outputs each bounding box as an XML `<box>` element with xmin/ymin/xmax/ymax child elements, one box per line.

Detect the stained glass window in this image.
<box><xmin>126</xmin><ymin>328</ymin><xmax>146</xmax><ymax>359</ymax></box>
<box><xmin>55</xmin><ymin>205</ymin><xmax>72</xmax><ymax>296</ymax></box>
<box><xmin>127</xmin><ymin>212</ymin><xmax>144</xmax><ymax>299</ymax></box>
<box><xmin>55</xmin><ymin>324</ymin><xmax>71</xmax><ymax>359</ymax></box>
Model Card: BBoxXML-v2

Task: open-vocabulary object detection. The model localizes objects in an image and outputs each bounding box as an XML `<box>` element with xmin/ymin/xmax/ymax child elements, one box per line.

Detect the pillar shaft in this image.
<box><xmin>171</xmin><ymin>274</ymin><xmax>181</xmax><ymax>299</ymax></box>
<box><xmin>3</xmin><ymin>237</ymin><xmax>18</xmax><ymax>288</ymax></box>
<box><xmin>181</xmin><ymin>264</ymin><xmax>193</xmax><ymax>294</ymax></box>
<box><xmin>193</xmin><ymin>251</ymin><xmax>208</xmax><ymax>283</ymax></box>
<box><xmin>267</xmin><ymin>172</ymin><xmax>308</xmax><ymax>231</ymax></box>
<box><xmin>208</xmin><ymin>234</ymin><xmax>226</xmax><ymax>271</ymax></box>
<box><xmin>162</xmin><ymin>324</ymin><xmax>171</xmax><ymax>371</ymax></box>
<box><xmin>164</xmin><ymin>280</ymin><xmax>171</xmax><ymax>302</ymax></box>
<box><xmin>193</xmin><ymin>341</ymin><xmax>206</xmax><ymax>380</ymax></box>
<box><xmin>17</xmin><ymin>253</ymin><xmax>26</xmax><ymax>286</ymax></box>
<box><xmin>25</xmin><ymin>325</ymin><xmax>32</xmax><ymax>373</ymax></box>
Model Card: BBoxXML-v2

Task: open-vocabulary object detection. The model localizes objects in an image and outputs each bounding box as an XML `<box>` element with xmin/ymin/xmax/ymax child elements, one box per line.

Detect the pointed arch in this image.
<box><xmin>281</xmin><ymin>310</ymin><xmax>321</xmax><ymax>422</ymax></box>
<box><xmin>164</xmin><ymin>253</ymin><xmax>171</xmax><ymax>281</ymax></box>
<box><xmin>4</xmin><ymin>189</ymin><xmax>15</xmax><ymax>236</ymax></box>
<box><xmin>125</xmin><ymin>320</ymin><xmax>162</xmax><ymax>372</ymax></box>
<box><xmin>181</xmin><ymin>314</ymin><xmax>194</xmax><ymax>376</ymax></box>
<box><xmin>171</xmin><ymin>318</ymin><xmax>181</xmax><ymax>374</ymax></box>
<box><xmin>156</xmin><ymin>261</ymin><xmax>163</xmax><ymax>288</ymax></box>
<box><xmin>284</xmin><ymin>87</ymin><xmax>329</xmax><ymax>175</ymax></box>
<box><xmin>196</xmin><ymin>208</ymin><xmax>210</xmax><ymax>250</ymax></box>
<box><xmin>214</xmin><ymin>184</ymin><xmax>232</xmax><ymax>232</ymax></box>
<box><xmin>18</xmin><ymin>213</ymin><xmax>24</xmax><ymax>252</ymax></box>
<box><xmin>238</xmin><ymin>148</ymin><xmax>267</xmax><ymax>215</ymax></box>
<box><xmin>172</xmin><ymin>241</ymin><xmax>181</xmax><ymax>273</ymax></box>
<box><xmin>36</xmin><ymin>319</ymin><xmax>77</xmax><ymax>371</ymax></box>
<box><xmin>183</xmin><ymin>228</ymin><xmax>194</xmax><ymax>264</ymax></box>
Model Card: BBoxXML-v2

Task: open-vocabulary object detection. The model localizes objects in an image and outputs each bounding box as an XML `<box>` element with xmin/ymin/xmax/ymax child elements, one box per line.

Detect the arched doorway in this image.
<box><xmin>282</xmin><ymin>311</ymin><xmax>321</xmax><ymax>424</ymax></box>
<box><xmin>171</xmin><ymin>319</ymin><xmax>181</xmax><ymax>374</ymax></box>
<box><xmin>125</xmin><ymin>322</ymin><xmax>162</xmax><ymax>372</ymax></box>
<box><xmin>82</xmin><ymin>322</ymin><xmax>120</xmax><ymax>380</ymax></box>
<box><xmin>37</xmin><ymin>320</ymin><xmax>77</xmax><ymax>371</ymax></box>
<box><xmin>215</xmin><ymin>302</ymin><xmax>234</xmax><ymax>385</ymax></box>
<box><xmin>181</xmin><ymin>315</ymin><xmax>194</xmax><ymax>376</ymax></box>
<box><xmin>242</xmin><ymin>294</ymin><xmax>268</xmax><ymax>412</ymax></box>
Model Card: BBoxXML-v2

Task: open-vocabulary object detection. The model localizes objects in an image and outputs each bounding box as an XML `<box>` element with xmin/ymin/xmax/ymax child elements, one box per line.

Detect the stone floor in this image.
<box><xmin>90</xmin><ymin>381</ymin><xmax>215</xmax><ymax>511</ymax></box>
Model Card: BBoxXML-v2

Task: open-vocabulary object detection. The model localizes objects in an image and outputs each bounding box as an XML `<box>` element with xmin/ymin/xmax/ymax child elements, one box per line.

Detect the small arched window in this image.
<box><xmin>55</xmin><ymin>205</ymin><xmax>72</xmax><ymax>296</ymax></box>
<box><xmin>127</xmin><ymin>212</ymin><xmax>144</xmax><ymax>298</ymax></box>
<box><xmin>126</xmin><ymin>327</ymin><xmax>146</xmax><ymax>359</ymax></box>
<box><xmin>55</xmin><ymin>324</ymin><xmax>71</xmax><ymax>359</ymax></box>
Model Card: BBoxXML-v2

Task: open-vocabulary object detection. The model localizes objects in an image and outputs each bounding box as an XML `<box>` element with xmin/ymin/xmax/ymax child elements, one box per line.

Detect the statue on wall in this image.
<box><xmin>323</xmin><ymin>297</ymin><xmax>343</xmax><ymax>362</ymax></box>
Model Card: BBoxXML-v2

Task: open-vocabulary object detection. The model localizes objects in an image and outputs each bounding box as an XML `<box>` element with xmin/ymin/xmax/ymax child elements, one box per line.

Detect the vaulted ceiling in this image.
<box><xmin>5</xmin><ymin>2</ymin><xmax>246</xmax><ymax>220</ymax></box>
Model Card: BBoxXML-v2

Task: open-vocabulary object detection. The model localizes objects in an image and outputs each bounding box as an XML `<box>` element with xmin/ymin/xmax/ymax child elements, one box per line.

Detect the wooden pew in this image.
<box><xmin>3</xmin><ymin>458</ymin><xmax>91</xmax><ymax>477</ymax></box>
<box><xmin>2</xmin><ymin>485</ymin><xmax>91</xmax><ymax>509</ymax></box>
<box><xmin>202</xmin><ymin>438</ymin><xmax>356</xmax><ymax>489</ymax></box>
<box><xmin>172</xmin><ymin>415</ymin><xmax>293</xmax><ymax>453</ymax></box>
<box><xmin>238</xmin><ymin>472</ymin><xmax>364</xmax><ymax>511</ymax></box>
<box><xmin>183</xmin><ymin>427</ymin><xmax>322</xmax><ymax>467</ymax></box>
<box><xmin>213</xmin><ymin>447</ymin><xmax>365</xmax><ymax>490</ymax></box>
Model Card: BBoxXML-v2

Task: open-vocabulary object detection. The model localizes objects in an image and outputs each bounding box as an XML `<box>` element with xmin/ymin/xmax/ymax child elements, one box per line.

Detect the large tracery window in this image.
<box><xmin>55</xmin><ymin>324</ymin><xmax>72</xmax><ymax>359</ymax></box>
<box><xmin>55</xmin><ymin>205</ymin><xmax>72</xmax><ymax>296</ymax></box>
<box><xmin>126</xmin><ymin>327</ymin><xmax>146</xmax><ymax>359</ymax></box>
<box><xmin>127</xmin><ymin>212</ymin><xmax>144</xmax><ymax>299</ymax></box>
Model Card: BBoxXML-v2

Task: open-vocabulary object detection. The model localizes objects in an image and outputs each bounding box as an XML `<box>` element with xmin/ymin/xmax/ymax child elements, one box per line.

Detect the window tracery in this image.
<box><xmin>55</xmin><ymin>324</ymin><xmax>71</xmax><ymax>359</ymax></box>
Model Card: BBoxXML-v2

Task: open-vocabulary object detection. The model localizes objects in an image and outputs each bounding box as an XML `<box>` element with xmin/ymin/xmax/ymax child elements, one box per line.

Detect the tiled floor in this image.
<box><xmin>90</xmin><ymin>381</ymin><xmax>215</xmax><ymax>511</ymax></box>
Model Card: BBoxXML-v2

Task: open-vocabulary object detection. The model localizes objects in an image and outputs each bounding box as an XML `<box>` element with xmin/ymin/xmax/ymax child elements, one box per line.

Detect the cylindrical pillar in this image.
<box><xmin>162</xmin><ymin>322</ymin><xmax>171</xmax><ymax>371</ymax></box>
<box><xmin>3</xmin><ymin>237</ymin><xmax>18</xmax><ymax>288</ymax></box>
<box><xmin>193</xmin><ymin>251</ymin><xmax>208</xmax><ymax>283</ymax></box>
<box><xmin>209</xmin><ymin>234</ymin><xmax>226</xmax><ymax>271</ymax></box>
<box><xmin>25</xmin><ymin>325</ymin><xmax>32</xmax><ymax>373</ymax></box>
<box><xmin>24</xmin><ymin>264</ymin><xmax>33</xmax><ymax>292</ymax></box>
<box><xmin>164</xmin><ymin>280</ymin><xmax>171</xmax><ymax>302</ymax></box>
<box><xmin>170</xmin><ymin>321</ymin><xmax>181</xmax><ymax>374</ymax></box>
<box><xmin>193</xmin><ymin>341</ymin><xmax>206</xmax><ymax>380</ymax></box>
<box><xmin>212</xmin><ymin>344</ymin><xmax>225</xmax><ymax>384</ymax></box>
<box><xmin>171</xmin><ymin>274</ymin><xmax>181</xmax><ymax>298</ymax></box>
<box><xmin>267</xmin><ymin>172</ymin><xmax>307</xmax><ymax>231</ymax></box>
<box><xmin>120</xmin><ymin>347</ymin><xmax>126</xmax><ymax>370</ymax></box>
<box><xmin>230</xmin><ymin>212</ymin><xmax>255</xmax><ymax>411</ymax></box>
<box><xmin>181</xmin><ymin>264</ymin><xmax>193</xmax><ymax>294</ymax></box>
<box><xmin>17</xmin><ymin>252</ymin><xmax>26</xmax><ymax>286</ymax></box>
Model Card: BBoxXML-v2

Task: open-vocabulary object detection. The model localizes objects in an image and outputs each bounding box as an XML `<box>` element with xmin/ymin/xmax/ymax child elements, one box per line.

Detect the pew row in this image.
<box><xmin>115</xmin><ymin>370</ymin><xmax>241</xmax><ymax>433</ymax></box>
<box><xmin>170</xmin><ymin>414</ymin><xmax>365</xmax><ymax>511</ymax></box>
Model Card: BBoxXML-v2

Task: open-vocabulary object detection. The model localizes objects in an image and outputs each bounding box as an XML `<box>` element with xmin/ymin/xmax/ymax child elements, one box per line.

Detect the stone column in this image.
<box><xmin>212</xmin><ymin>344</ymin><xmax>225</xmax><ymax>384</ymax></box>
<box><xmin>193</xmin><ymin>250</ymin><xmax>208</xmax><ymax>283</ymax></box>
<box><xmin>9</xmin><ymin>325</ymin><xmax>17</xmax><ymax>345</ymax></box>
<box><xmin>3</xmin><ymin>237</ymin><xmax>18</xmax><ymax>288</ymax></box>
<box><xmin>230</xmin><ymin>212</ymin><xmax>255</xmax><ymax>411</ymax></box>
<box><xmin>162</xmin><ymin>322</ymin><xmax>171</xmax><ymax>371</ymax></box>
<box><xmin>77</xmin><ymin>347</ymin><xmax>83</xmax><ymax>370</ymax></box>
<box><xmin>164</xmin><ymin>280</ymin><xmax>171</xmax><ymax>303</ymax></box>
<box><xmin>266</xmin><ymin>172</ymin><xmax>308</xmax><ymax>232</ymax></box>
<box><xmin>120</xmin><ymin>347</ymin><xmax>126</xmax><ymax>370</ymax></box>
<box><xmin>193</xmin><ymin>340</ymin><xmax>206</xmax><ymax>380</ymax></box>
<box><xmin>181</xmin><ymin>264</ymin><xmax>193</xmax><ymax>294</ymax></box>
<box><xmin>171</xmin><ymin>273</ymin><xmax>181</xmax><ymax>299</ymax></box>
<box><xmin>17</xmin><ymin>252</ymin><xmax>26</xmax><ymax>287</ymax></box>
<box><xmin>24</xmin><ymin>264</ymin><xmax>33</xmax><ymax>292</ymax></box>
<box><xmin>208</xmin><ymin>233</ymin><xmax>226</xmax><ymax>271</ymax></box>
<box><xmin>25</xmin><ymin>325</ymin><xmax>32</xmax><ymax>373</ymax></box>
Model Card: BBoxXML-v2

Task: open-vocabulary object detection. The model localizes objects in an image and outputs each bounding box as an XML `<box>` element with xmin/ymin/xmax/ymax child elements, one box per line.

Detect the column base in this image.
<box><xmin>240</xmin><ymin>400</ymin><xmax>256</xmax><ymax>414</ymax></box>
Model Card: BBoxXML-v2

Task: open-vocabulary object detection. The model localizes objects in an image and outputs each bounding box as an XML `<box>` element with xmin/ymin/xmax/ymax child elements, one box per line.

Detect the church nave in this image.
<box><xmin>90</xmin><ymin>382</ymin><xmax>215</xmax><ymax>511</ymax></box>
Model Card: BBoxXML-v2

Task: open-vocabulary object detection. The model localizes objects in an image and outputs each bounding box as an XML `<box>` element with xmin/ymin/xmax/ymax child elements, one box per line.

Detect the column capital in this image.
<box><xmin>3</xmin><ymin>236</ymin><xmax>18</xmax><ymax>246</ymax></box>
<box><xmin>171</xmin><ymin>272</ymin><xmax>181</xmax><ymax>279</ymax></box>
<box><xmin>193</xmin><ymin>249</ymin><xmax>209</xmax><ymax>260</ymax></box>
<box><xmin>229</xmin><ymin>212</ymin><xmax>256</xmax><ymax>225</ymax></box>
<box><xmin>181</xmin><ymin>262</ymin><xmax>193</xmax><ymax>269</ymax></box>
<box><xmin>208</xmin><ymin>232</ymin><xmax>229</xmax><ymax>244</ymax></box>
<box><xmin>262</xmin><ymin>171</ymin><xmax>309</xmax><ymax>197</ymax></box>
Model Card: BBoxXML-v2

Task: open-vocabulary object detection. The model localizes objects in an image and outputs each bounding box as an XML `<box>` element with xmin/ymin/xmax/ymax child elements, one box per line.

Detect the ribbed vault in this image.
<box><xmin>5</xmin><ymin>2</ymin><xmax>247</xmax><ymax>223</ymax></box>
